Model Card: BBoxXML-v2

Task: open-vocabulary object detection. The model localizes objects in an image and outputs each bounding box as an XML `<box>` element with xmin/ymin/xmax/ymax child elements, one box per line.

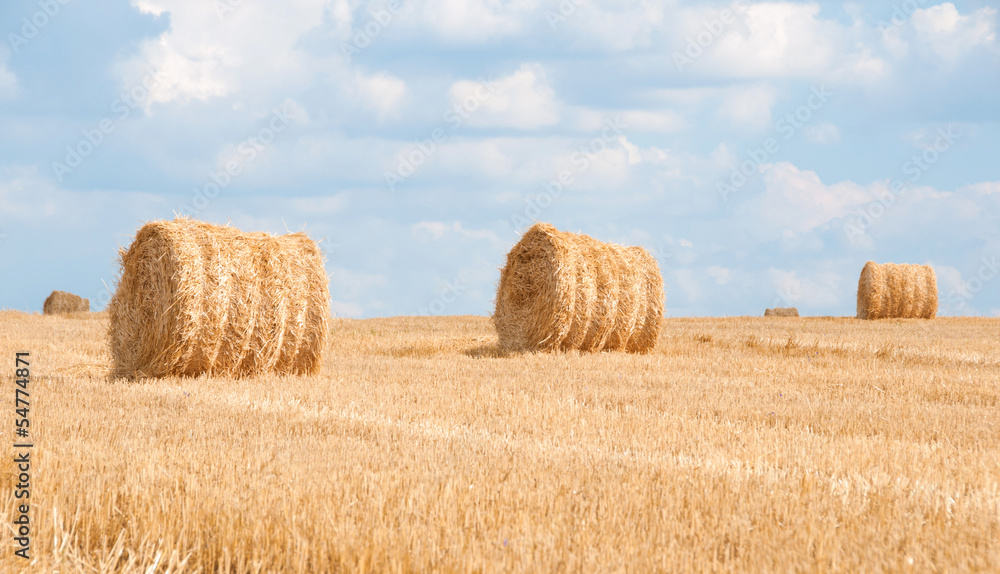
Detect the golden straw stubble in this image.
<box><xmin>493</xmin><ymin>223</ymin><xmax>664</xmax><ymax>353</ymax></box>
<box><xmin>108</xmin><ymin>218</ymin><xmax>330</xmax><ymax>379</ymax></box>
<box><xmin>856</xmin><ymin>261</ymin><xmax>938</xmax><ymax>320</ymax></box>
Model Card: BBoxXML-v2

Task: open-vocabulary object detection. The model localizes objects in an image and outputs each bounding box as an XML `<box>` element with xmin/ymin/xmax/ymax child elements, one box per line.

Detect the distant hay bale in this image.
<box><xmin>764</xmin><ymin>307</ymin><xmax>799</xmax><ymax>317</ymax></box>
<box><xmin>856</xmin><ymin>261</ymin><xmax>938</xmax><ymax>320</ymax></box>
<box><xmin>108</xmin><ymin>217</ymin><xmax>330</xmax><ymax>379</ymax></box>
<box><xmin>492</xmin><ymin>223</ymin><xmax>664</xmax><ymax>353</ymax></box>
<box><xmin>43</xmin><ymin>290</ymin><xmax>89</xmax><ymax>314</ymax></box>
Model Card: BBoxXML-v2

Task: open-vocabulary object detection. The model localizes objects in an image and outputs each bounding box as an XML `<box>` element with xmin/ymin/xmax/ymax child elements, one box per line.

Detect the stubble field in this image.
<box><xmin>1</xmin><ymin>310</ymin><xmax>998</xmax><ymax>572</ymax></box>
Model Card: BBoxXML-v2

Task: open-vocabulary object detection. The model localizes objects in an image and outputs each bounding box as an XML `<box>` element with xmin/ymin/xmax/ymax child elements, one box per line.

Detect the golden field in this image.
<box><xmin>1</xmin><ymin>310</ymin><xmax>998</xmax><ymax>572</ymax></box>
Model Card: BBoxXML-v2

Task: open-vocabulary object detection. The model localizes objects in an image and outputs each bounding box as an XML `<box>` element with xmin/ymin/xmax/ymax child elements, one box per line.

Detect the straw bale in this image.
<box><xmin>108</xmin><ymin>217</ymin><xmax>329</xmax><ymax>379</ymax></box>
<box><xmin>764</xmin><ymin>307</ymin><xmax>799</xmax><ymax>317</ymax></box>
<box><xmin>43</xmin><ymin>290</ymin><xmax>89</xmax><ymax>314</ymax></box>
<box><xmin>492</xmin><ymin>223</ymin><xmax>664</xmax><ymax>352</ymax></box>
<box><xmin>856</xmin><ymin>261</ymin><xmax>937</xmax><ymax>320</ymax></box>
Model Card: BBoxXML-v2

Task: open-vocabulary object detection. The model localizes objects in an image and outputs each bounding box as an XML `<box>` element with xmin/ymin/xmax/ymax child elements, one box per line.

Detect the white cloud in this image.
<box><xmin>330</xmin><ymin>300</ymin><xmax>364</xmax><ymax>318</ymax></box>
<box><xmin>706</xmin><ymin>265</ymin><xmax>732</xmax><ymax>285</ymax></box>
<box><xmin>702</xmin><ymin>2</ymin><xmax>841</xmax><ymax>78</ymax></box>
<box><xmin>417</xmin><ymin>0</ymin><xmax>535</xmax><ymax>43</ymax></box>
<box><xmin>0</xmin><ymin>48</ymin><xmax>17</xmax><ymax>99</ymax></box>
<box><xmin>803</xmin><ymin>121</ymin><xmax>841</xmax><ymax>145</ymax></box>
<box><xmin>122</xmin><ymin>0</ymin><xmax>403</xmax><ymax>122</ymax></box>
<box><xmin>411</xmin><ymin>221</ymin><xmax>504</xmax><ymax>249</ymax></box>
<box><xmin>618</xmin><ymin>110</ymin><xmax>686</xmax><ymax>133</ymax></box>
<box><xmin>450</xmin><ymin>63</ymin><xmax>559</xmax><ymax>129</ymax></box>
<box><xmin>558</xmin><ymin>2</ymin><xmax>668</xmax><ymax>52</ymax></box>
<box><xmin>125</xmin><ymin>0</ymin><xmax>335</xmax><ymax>105</ymax></box>
<box><xmin>355</xmin><ymin>72</ymin><xmax>408</xmax><ymax>120</ymax></box>
<box><xmin>752</xmin><ymin>162</ymin><xmax>874</xmax><ymax>234</ymax></box>
<box><xmin>767</xmin><ymin>268</ymin><xmax>842</xmax><ymax>308</ymax></box>
<box><xmin>911</xmin><ymin>4</ymin><xmax>997</xmax><ymax>62</ymax></box>
<box><xmin>618</xmin><ymin>136</ymin><xmax>642</xmax><ymax>165</ymax></box>
<box><xmin>960</xmin><ymin>181</ymin><xmax>1000</xmax><ymax>195</ymax></box>
<box><xmin>716</xmin><ymin>83</ymin><xmax>777</xmax><ymax>129</ymax></box>
<box><xmin>289</xmin><ymin>194</ymin><xmax>348</xmax><ymax>215</ymax></box>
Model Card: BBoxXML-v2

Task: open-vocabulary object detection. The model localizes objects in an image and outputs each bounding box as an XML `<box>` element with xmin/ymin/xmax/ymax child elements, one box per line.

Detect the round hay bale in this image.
<box><xmin>764</xmin><ymin>307</ymin><xmax>799</xmax><ymax>317</ymax></box>
<box><xmin>43</xmin><ymin>290</ymin><xmax>90</xmax><ymax>314</ymax></box>
<box><xmin>856</xmin><ymin>261</ymin><xmax>937</xmax><ymax>320</ymax></box>
<box><xmin>108</xmin><ymin>218</ymin><xmax>330</xmax><ymax>379</ymax></box>
<box><xmin>492</xmin><ymin>223</ymin><xmax>664</xmax><ymax>353</ymax></box>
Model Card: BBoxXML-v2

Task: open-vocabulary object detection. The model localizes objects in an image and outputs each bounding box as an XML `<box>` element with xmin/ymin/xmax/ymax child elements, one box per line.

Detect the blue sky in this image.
<box><xmin>1</xmin><ymin>0</ymin><xmax>998</xmax><ymax>317</ymax></box>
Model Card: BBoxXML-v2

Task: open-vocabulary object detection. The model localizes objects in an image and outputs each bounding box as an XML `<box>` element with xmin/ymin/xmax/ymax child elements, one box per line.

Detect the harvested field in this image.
<box><xmin>1</xmin><ymin>311</ymin><xmax>998</xmax><ymax>572</ymax></box>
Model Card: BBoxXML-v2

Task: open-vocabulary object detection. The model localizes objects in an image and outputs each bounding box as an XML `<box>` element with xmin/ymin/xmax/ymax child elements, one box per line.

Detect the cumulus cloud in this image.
<box><xmin>911</xmin><ymin>3</ymin><xmax>997</xmax><ymax>62</ymax></box>
<box><xmin>716</xmin><ymin>83</ymin><xmax>777</xmax><ymax>130</ymax></box>
<box><xmin>750</xmin><ymin>162</ymin><xmax>874</xmax><ymax>235</ymax></box>
<box><xmin>701</xmin><ymin>2</ymin><xmax>841</xmax><ymax>78</ymax></box>
<box><xmin>411</xmin><ymin>221</ymin><xmax>503</xmax><ymax>249</ymax></box>
<box><xmin>416</xmin><ymin>0</ymin><xmax>535</xmax><ymax>42</ymax></box>
<box><xmin>124</xmin><ymin>0</ymin><xmax>336</xmax><ymax>105</ymax></box>
<box><xmin>449</xmin><ymin>63</ymin><xmax>560</xmax><ymax>129</ymax></box>
<box><xmin>355</xmin><ymin>72</ymin><xmax>408</xmax><ymax>120</ymax></box>
<box><xmin>0</xmin><ymin>49</ymin><xmax>17</xmax><ymax>100</ymax></box>
<box><xmin>767</xmin><ymin>268</ymin><xmax>843</xmax><ymax>308</ymax></box>
<box><xmin>803</xmin><ymin>121</ymin><xmax>841</xmax><ymax>145</ymax></box>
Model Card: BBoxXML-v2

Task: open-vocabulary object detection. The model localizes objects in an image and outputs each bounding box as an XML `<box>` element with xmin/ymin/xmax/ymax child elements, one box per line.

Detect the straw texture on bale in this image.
<box><xmin>856</xmin><ymin>261</ymin><xmax>938</xmax><ymax>320</ymax></box>
<box><xmin>108</xmin><ymin>218</ymin><xmax>330</xmax><ymax>379</ymax></box>
<box><xmin>492</xmin><ymin>223</ymin><xmax>664</xmax><ymax>353</ymax></box>
<box><xmin>764</xmin><ymin>307</ymin><xmax>799</xmax><ymax>317</ymax></box>
<box><xmin>43</xmin><ymin>290</ymin><xmax>89</xmax><ymax>314</ymax></box>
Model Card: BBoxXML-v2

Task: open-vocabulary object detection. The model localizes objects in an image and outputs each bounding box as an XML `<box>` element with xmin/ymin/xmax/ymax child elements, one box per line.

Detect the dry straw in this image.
<box><xmin>856</xmin><ymin>261</ymin><xmax>938</xmax><ymax>320</ymax></box>
<box><xmin>764</xmin><ymin>307</ymin><xmax>799</xmax><ymax>317</ymax></box>
<box><xmin>108</xmin><ymin>217</ymin><xmax>330</xmax><ymax>379</ymax></box>
<box><xmin>492</xmin><ymin>223</ymin><xmax>664</xmax><ymax>353</ymax></box>
<box><xmin>43</xmin><ymin>290</ymin><xmax>89</xmax><ymax>314</ymax></box>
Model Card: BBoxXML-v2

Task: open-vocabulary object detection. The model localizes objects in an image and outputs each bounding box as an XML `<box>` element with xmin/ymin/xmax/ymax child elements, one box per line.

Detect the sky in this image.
<box><xmin>1</xmin><ymin>0</ymin><xmax>998</xmax><ymax>318</ymax></box>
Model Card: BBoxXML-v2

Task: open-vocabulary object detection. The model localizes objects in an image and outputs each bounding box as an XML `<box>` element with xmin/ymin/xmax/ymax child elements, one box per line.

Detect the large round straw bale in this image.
<box><xmin>492</xmin><ymin>223</ymin><xmax>664</xmax><ymax>353</ymax></box>
<box><xmin>43</xmin><ymin>290</ymin><xmax>89</xmax><ymax>314</ymax></box>
<box><xmin>764</xmin><ymin>307</ymin><xmax>798</xmax><ymax>317</ymax></box>
<box><xmin>108</xmin><ymin>218</ymin><xmax>330</xmax><ymax>379</ymax></box>
<box><xmin>856</xmin><ymin>261</ymin><xmax>937</xmax><ymax>320</ymax></box>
